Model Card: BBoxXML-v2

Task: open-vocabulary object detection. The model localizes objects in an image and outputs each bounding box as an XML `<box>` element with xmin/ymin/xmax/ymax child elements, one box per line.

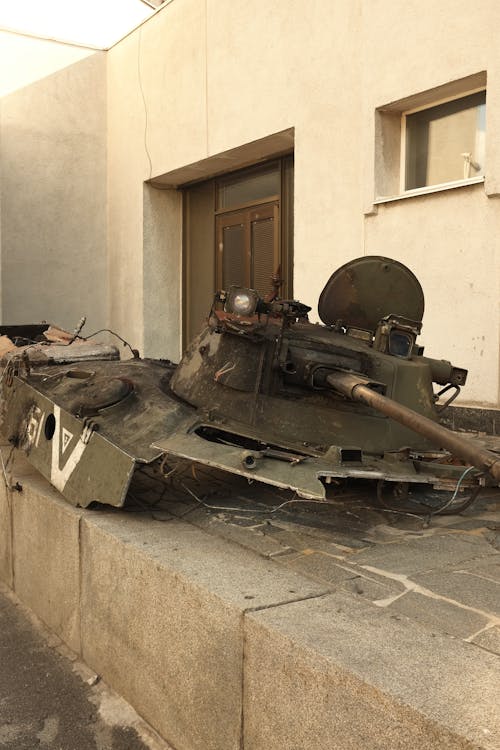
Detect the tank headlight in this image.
<box><xmin>225</xmin><ymin>287</ymin><xmax>259</xmax><ymax>317</ymax></box>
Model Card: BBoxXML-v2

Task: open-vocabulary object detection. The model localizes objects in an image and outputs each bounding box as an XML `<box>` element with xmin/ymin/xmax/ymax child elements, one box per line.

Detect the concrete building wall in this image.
<box><xmin>0</xmin><ymin>32</ymin><xmax>107</xmax><ymax>334</ymax></box>
<box><xmin>106</xmin><ymin>0</ymin><xmax>499</xmax><ymax>406</ymax></box>
<box><xmin>1</xmin><ymin>2</ymin><xmax>499</xmax><ymax>406</ymax></box>
<box><xmin>0</xmin><ymin>31</ymin><xmax>94</xmax><ymax>98</ymax></box>
<box><xmin>361</xmin><ymin>0</ymin><xmax>500</xmax><ymax>406</ymax></box>
<box><xmin>107</xmin><ymin>0</ymin><xmax>363</xmax><ymax>357</ymax></box>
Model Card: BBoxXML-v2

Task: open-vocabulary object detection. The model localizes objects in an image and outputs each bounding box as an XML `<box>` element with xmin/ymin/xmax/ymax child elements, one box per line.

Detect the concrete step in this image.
<box><xmin>0</xmin><ymin>451</ymin><xmax>498</xmax><ymax>750</ymax></box>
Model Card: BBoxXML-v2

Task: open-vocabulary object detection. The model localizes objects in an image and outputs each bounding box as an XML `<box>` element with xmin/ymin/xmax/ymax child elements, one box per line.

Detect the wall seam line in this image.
<box><xmin>9</xmin><ymin>484</ymin><xmax>14</xmax><ymax>590</ymax></box>
<box><xmin>77</xmin><ymin>515</ymin><xmax>84</xmax><ymax>657</ymax></box>
<box><xmin>239</xmin><ymin>612</ymin><xmax>246</xmax><ymax>750</ymax></box>
<box><xmin>205</xmin><ymin>0</ymin><xmax>209</xmax><ymax>157</ymax></box>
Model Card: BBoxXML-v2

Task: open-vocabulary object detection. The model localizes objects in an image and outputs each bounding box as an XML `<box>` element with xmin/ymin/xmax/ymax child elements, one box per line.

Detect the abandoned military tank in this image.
<box><xmin>0</xmin><ymin>256</ymin><xmax>499</xmax><ymax>513</ymax></box>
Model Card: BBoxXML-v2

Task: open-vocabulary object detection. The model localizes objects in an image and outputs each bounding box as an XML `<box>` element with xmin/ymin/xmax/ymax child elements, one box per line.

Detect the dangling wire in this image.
<box><xmin>0</xmin><ymin>445</ymin><xmax>16</xmax><ymax>492</ymax></box>
<box><xmin>430</xmin><ymin>465</ymin><xmax>478</xmax><ymax>516</ymax></box>
<box><xmin>81</xmin><ymin>329</ymin><xmax>138</xmax><ymax>358</ymax></box>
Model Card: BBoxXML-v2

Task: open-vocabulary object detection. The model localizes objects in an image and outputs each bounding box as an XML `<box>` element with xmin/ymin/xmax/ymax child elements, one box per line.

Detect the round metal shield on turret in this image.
<box><xmin>318</xmin><ymin>256</ymin><xmax>425</xmax><ymax>331</ymax></box>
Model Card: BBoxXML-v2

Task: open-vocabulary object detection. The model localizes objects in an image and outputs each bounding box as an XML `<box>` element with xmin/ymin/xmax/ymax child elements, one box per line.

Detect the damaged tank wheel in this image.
<box><xmin>376</xmin><ymin>480</ymin><xmax>481</xmax><ymax>515</ymax></box>
<box><xmin>376</xmin><ymin>481</ymin><xmax>411</xmax><ymax>511</ymax></box>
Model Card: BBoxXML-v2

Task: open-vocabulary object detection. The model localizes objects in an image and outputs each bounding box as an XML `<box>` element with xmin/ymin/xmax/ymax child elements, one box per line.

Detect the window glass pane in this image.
<box><xmin>251</xmin><ymin>216</ymin><xmax>275</xmax><ymax>297</ymax></box>
<box><xmin>222</xmin><ymin>224</ymin><xmax>246</xmax><ymax>287</ymax></box>
<box><xmin>405</xmin><ymin>91</ymin><xmax>486</xmax><ymax>190</ymax></box>
<box><xmin>217</xmin><ymin>163</ymin><xmax>280</xmax><ymax>209</ymax></box>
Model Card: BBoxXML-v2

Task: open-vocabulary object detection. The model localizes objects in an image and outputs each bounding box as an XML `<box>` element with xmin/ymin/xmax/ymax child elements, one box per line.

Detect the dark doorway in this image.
<box><xmin>182</xmin><ymin>155</ymin><xmax>293</xmax><ymax>346</ymax></box>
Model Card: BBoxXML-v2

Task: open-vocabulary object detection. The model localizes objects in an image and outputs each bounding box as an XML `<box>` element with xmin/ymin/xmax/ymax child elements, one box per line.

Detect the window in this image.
<box><xmin>215</xmin><ymin>162</ymin><xmax>286</xmax><ymax>297</ymax></box>
<box><xmin>374</xmin><ymin>73</ymin><xmax>487</xmax><ymax>202</ymax></box>
<box><xmin>216</xmin><ymin>204</ymin><xmax>279</xmax><ymax>295</ymax></box>
<box><xmin>404</xmin><ymin>91</ymin><xmax>486</xmax><ymax>191</ymax></box>
<box><xmin>183</xmin><ymin>156</ymin><xmax>293</xmax><ymax>345</ymax></box>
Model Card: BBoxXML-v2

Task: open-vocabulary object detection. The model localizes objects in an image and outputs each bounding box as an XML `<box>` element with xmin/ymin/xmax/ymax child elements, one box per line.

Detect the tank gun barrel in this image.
<box><xmin>327</xmin><ymin>371</ymin><xmax>500</xmax><ymax>484</ymax></box>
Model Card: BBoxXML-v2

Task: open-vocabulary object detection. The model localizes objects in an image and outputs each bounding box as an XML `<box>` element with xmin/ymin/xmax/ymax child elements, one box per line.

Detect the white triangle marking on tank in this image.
<box><xmin>61</xmin><ymin>427</ymin><xmax>73</xmax><ymax>454</ymax></box>
<box><xmin>51</xmin><ymin>407</ymin><xmax>88</xmax><ymax>492</ymax></box>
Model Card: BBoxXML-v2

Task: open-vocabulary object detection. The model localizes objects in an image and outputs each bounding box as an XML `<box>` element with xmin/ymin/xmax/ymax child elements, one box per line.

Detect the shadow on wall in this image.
<box><xmin>0</xmin><ymin>43</ymin><xmax>108</xmax><ymax>335</ymax></box>
<box><xmin>0</xmin><ymin>30</ymin><xmax>96</xmax><ymax>98</ymax></box>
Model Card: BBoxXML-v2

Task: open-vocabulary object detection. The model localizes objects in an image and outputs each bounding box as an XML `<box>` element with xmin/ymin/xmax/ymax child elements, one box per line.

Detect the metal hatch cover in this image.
<box><xmin>318</xmin><ymin>256</ymin><xmax>425</xmax><ymax>331</ymax></box>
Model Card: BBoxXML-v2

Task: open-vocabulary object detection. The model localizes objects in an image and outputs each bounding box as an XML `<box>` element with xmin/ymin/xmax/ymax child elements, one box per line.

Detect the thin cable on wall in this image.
<box><xmin>137</xmin><ymin>25</ymin><xmax>153</xmax><ymax>180</ymax></box>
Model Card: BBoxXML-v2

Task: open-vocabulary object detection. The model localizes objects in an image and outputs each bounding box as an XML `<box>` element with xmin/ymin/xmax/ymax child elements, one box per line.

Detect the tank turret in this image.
<box><xmin>1</xmin><ymin>256</ymin><xmax>498</xmax><ymax>511</ymax></box>
<box><xmin>169</xmin><ymin>256</ymin><xmax>499</xmax><ymax>505</ymax></box>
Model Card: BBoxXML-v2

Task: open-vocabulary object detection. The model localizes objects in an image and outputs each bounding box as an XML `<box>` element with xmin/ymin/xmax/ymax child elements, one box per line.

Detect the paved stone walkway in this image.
<box><xmin>0</xmin><ymin>589</ymin><xmax>167</xmax><ymax>750</ymax></box>
<box><xmin>137</xmin><ymin>472</ymin><xmax>500</xmax><ymax>655</ymax></box>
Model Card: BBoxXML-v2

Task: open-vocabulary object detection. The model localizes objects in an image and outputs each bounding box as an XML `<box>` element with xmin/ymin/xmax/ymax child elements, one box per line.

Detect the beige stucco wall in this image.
<box><xmin>0</xmin><ymin>32</ymin><xmax>107</xmax><ymax>333</ymax></box>
<box><xmin>1</xmin><ymin>1</ymin><xmax>499</xmax><ymax>406</ymax></box>
<box><xmin>107</xmin><ymin>0</ymin><xmax>363</xmax><ymax>357</ymax></box>
<box><xmin>365</xmin><ymin>187</ymin><xmax>500</xmax><ymax>405</ymax></box>
<box><xmin>361</xmin><ymin>0</ymin><xmax>500</xmax><ymax>405</ymax></box>
<box><xmin>105</xmin><ymin>0</ymin><xmax>499</xmax><ymax>406</ymax></box>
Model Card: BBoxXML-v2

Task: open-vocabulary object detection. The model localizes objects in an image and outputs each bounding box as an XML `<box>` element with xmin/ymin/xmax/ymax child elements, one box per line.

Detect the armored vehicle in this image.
<box><xmin>0</xmin><ymin>256</ymin><xmax>498</xmax><ymax>513</ymax></box>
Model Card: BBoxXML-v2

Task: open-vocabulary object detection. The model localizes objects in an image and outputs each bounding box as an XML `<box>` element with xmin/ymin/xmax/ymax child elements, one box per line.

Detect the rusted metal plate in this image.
<box><xmin>2</xmin><ymin>341</ymin><xmax>120</xmax><ymax>366</ymax></box>
<box><xmin>0</xmin><ymin>360</ymin><xmax>194</xmax><ymax>507</ymax></box>
<box><xmin>318</xmin><ymin>256</ymin><xmax>425</xmax><ymax>331</ymax></box>
<box><xmin>153</xmin><ymin>425</ymin><xmax>328</xmax><ymax>499</ymax></box>
<box><xmin>152</xmin><ymin>422</ymin><xmax>482</xmax><ymax>502</ymax></box>
<box><xmin>1</xmin><ymin>379</ymin><xmax>136</xmax><ymax>507</ymax></box>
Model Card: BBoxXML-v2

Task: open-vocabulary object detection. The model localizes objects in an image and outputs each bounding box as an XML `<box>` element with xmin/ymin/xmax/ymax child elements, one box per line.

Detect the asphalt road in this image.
<box><xmin>0</xmin><ymin>590</ymin><xmax>157</xmax><ymax>750</ymax></box>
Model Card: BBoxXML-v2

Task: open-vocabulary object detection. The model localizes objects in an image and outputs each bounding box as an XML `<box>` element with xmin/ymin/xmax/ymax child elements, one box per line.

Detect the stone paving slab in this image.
<box><xmin>412</xmin><ymin>568</ymin><xmax>500</xmax><ymax>618</ymax></box>
<box><xmin>351</xmin><ymin>533</ymin><xmax>497</xmax><ymax>576</ymax></box>
<box><xmin>455</xmin><ymin>556</ymin><xmax>500</xmax><ymax>582</ymax></box>
<box><xmin>473</xmin><ymin>626</ymin><xmax>500</xmax><ymax>655</ymax></box>
<box><xmin>280</xmin><ymin>550</ymin><xmax>361</xmax><ymax>584</ymax></box>
<box><xmin>341</xmin><ymin>571</ymin><xmax>405</xmax><ymax>601</ymax></box>
<box><xmin>385</xmin><ymin>590</ymin><xmax>488</xmax><ymax>639</ymax></box>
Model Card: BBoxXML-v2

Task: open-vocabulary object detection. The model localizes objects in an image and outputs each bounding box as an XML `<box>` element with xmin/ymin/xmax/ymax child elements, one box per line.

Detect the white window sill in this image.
<box><xmin>374</xmin><ymin>176</ymin><xmax>485</xmax><ymax>205</ymax></box>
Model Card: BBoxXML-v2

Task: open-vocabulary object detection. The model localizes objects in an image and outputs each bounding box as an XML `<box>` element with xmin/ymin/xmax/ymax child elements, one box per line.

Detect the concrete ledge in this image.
<box><xmin>12</xmin><ymin>469</ymin><xmax>83</xmax><ymax>653</ymax></box>
<box><xmin>244</xmin><ymin>593</ymin><xmax>498</xmax><ymax>749</ymax></box>
<box><xmin>0</xmin><ymin>462</ymin><xmax>13</xmax><ymax>587</ymax></box>
<box><xmin>80</xmin><ymin>513</ymin><xmax>326</xmax><ymax>750</ymax></box>
<box><xmin>0</xmin><ymin>452</ymin><xmax>499</xmax><ymax>750</ymax></box>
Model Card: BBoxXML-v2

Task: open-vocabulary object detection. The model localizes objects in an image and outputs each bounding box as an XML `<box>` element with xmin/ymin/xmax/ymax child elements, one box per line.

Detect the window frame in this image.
<box><xmin>399</xmin><ymin>86</ymin><xmax>487</xmax><ymax>197</ymax></box>
<box><xmin>373</xmin><ymin>73</ymin><xmax>487</xmax><ymax>206</ymax></box>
